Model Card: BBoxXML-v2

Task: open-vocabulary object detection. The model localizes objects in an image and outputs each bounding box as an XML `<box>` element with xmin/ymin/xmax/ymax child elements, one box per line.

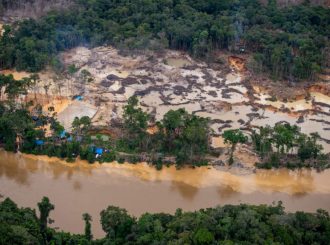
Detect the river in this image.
<box><xmin>1</xmin><ymin>150</ymin><xmax>330</xmax><ymax>238</ymax></box>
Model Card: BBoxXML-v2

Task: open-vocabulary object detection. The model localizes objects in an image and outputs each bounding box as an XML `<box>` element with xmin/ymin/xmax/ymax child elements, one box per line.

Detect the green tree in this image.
<box><xmin>159</xmin><ymin>108</ymin><xmax>211</xmax><ymax>165</ymax></box>
<box><xmin>273</xmin><ymin>124</ymin><xmax>299</xmax><ymax>154</ymax></box>
<box><xmin>122</xmin><ymin>96</ymin><xmax>149</xmax><ymax>150</ymax></box>
<box><xmin>100</xmin><ymin>206</ymin><xmax>135</xmax><ymax>241</ymax></box>
<box><xmin>72</xmin><ymin>116</ymin><xmax>91</xmax><ymax>136</ymax></box>
<box><xmin>0</xmin><ymin>106</ymin><xmax>37</xmax><ymax>151</ymax></box>
<box><xmin>82</xmin><ymin>213</ymin><xmax>93</xmax><ymax>241</ymax></box>
<box><xmin>37</xmin><ymin>197</ymin><xmax>54</xmax><ymax>244</ymax></box>
<box><xmin>50</xmin><ymin>119</ymin><xmax>64</xmax><ymax>139</ymax></box>
<box><xmin>1</xmin><ymin>197</ymin><xmax>330</xmax><ymax>244</ymax></box>
<box><xmin>298</xmin><ymin>132</ymin><xmax>323</xmax><ymax>162</ymax></box>
<box><xmin>67</xmin><ymin>64</ymin><xmax>79</xmax><ymax>75</ymax></box>
<box><xmin>251</xmin><ymin>126</ymin><xmax>273</xmax><ymax>159</ymax></box>
<box><xmin>161</xmin><ymin>108</ymin><xmax>187</xmax><ymax>153</ymax></box>
<box><xmin>0</xmin><ymin>74</ymin><xmax>30</xmax><ymax>101</ymax></box>
<box><xmin>193</xmin><ymin>228</ymin><xmax>214</xmax><ymax>244</ymax></box>
<box><xmin>223</xmin><ymin>129</ymin><xmax>247</xmax><ymax>165</ymax></box>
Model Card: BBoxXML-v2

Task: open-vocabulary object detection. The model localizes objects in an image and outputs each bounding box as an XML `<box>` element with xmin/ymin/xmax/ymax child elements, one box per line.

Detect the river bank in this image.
<box><xmin>18</xmin><ymin>151</ymin><xmax>330</xmax><ymax>193</ymax></box>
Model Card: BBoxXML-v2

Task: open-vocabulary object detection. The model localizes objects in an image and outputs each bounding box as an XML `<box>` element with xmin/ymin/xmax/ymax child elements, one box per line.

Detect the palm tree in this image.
<box><xmin>82</xmin><ymin>213</ymin><xmax>93</xmax><ymax>241</ymax></box>
<box><xmin>37</xmin><ymin>197</ymin><xmax>54</xmax><ymax>244</ymax></box>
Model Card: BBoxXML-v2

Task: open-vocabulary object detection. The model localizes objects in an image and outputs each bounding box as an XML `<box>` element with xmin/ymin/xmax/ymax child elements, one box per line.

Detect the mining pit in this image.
<box><xmin>2</xmin><ymin>46</ymin><xmax>330</xmax><ymax>158</ymax></box>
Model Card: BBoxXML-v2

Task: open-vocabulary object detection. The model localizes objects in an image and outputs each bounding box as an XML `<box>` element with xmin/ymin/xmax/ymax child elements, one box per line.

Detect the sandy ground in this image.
<box><xmin>0</xmin><ymin>69</ymin><xmax>31</xmax><ymax>80</ymax></box>
<box><xmin>211</xmin><ymin>136</ymin><xmax>226</xmax><ymax>148</ymax></box>
<box><xmin>57</xmin><ymin>101</ymin><xmax>98</xmax><ymax>131</ymax></box>
<box><xmin>43</xmin><ymin>98</ymin><xmax>72</xmax><ymax>115</ymax></box>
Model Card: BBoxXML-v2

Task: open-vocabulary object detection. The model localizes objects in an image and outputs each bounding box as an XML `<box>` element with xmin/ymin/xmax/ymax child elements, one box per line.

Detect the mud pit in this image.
<box><xmin>2</xmin><ymin>45</ymin><xmax>330</xmax><ymax>154</ymax></box>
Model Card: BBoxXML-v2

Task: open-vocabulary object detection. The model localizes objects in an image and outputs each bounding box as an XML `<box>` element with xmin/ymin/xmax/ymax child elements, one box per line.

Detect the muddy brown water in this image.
<box><xmin>1</xmin><ymin>150</ymin><xmax>330</xmax><ymax>238</ymax></box>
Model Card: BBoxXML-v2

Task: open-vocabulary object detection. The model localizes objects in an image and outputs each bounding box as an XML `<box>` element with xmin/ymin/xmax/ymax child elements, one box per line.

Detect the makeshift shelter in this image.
<box><xmin>95</xmin><ymin>148</ymin><xmax>103</xmax><ymax>155</ymax></box>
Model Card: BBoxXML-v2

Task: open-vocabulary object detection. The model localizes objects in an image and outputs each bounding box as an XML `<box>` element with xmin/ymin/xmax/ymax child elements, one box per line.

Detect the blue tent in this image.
<box><xmin>95</xmin><ymin>148</ymin><xmax>103</xmax><ymax>155</ymax></box>
<box><xmin>35</xmin><ymin>140</ymin><xmax>44</xmax><ymax>146</ymax></box>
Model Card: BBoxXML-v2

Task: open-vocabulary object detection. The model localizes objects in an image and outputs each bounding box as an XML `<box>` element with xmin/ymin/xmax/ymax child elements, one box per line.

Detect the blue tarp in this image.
<box><xmin>75</xmin><ymin>96</ymin><xmax>83</xmax><ymax>101</ymax></box>
<box><xmin>35</xmin><ymin>140</ymin><xmax>44</xmax><ymax>146</ymax></box>
<box><xmin>95</xmin><ymin>148</ymin><xmax>103</xmax><ymax>155</ymax></box>
<box><xmin>35</xmin><ymin>121</ymin><xmax>43</xmax><ymax>127</ymax></box>
<box><xmin>67</xmin><ymin>136</ymin><xmax>73</xmax><ymax>142</ymax></box>
<box><xmin>60</xmin><ymin>130</ymin><xmax>66</xmax><ymax>138</ymax></box>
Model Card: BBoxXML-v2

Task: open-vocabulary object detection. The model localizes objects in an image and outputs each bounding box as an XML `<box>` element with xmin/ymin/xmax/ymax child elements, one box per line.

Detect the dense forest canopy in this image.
<box><xmin>0</xmin><ymin>0</ymin><xmax>329</xmax><ymax>80</ymax></box>
<box><xmin>1</xmin><ymin>197</ymin><xmax>330</xmax><ymax>244</ymax></box>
